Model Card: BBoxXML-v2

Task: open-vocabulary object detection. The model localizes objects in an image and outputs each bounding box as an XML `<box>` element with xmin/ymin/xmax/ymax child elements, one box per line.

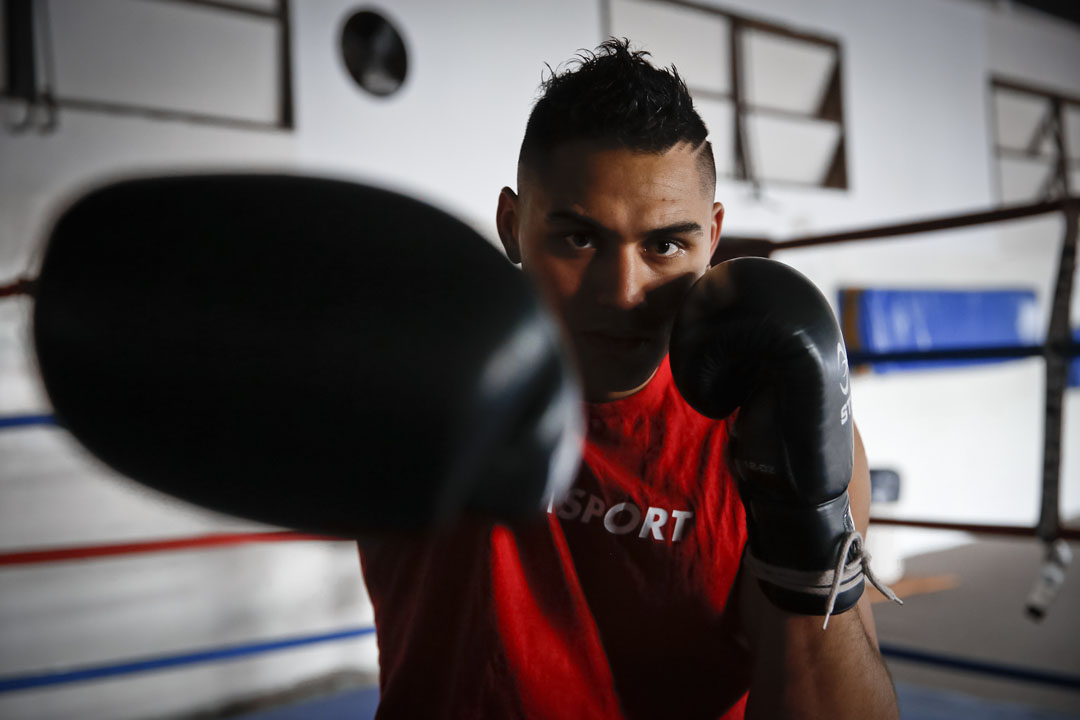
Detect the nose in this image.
<box><xmin>591</xmin><ymin>245</ymin><xmax>648</xmax><ymax>310</ymax></box>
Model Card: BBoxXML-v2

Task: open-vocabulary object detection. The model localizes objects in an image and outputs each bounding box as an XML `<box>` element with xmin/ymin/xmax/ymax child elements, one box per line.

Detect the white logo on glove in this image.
<box><xmin>838</xmin><ymin>342</ymin><xmax>853</xmax><ymax>426</ymax></box>
<box><xmin>837</xmin><ymin>342</ymin><xmax>850</xmax><ymax>395</ymax></box>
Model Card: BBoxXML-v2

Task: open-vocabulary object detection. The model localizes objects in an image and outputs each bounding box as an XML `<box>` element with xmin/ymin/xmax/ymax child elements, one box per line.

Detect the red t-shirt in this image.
<box><xmin>359</xmin><ymin>356</ymin><xmax>750</xmax><ymax>719</ymax></box>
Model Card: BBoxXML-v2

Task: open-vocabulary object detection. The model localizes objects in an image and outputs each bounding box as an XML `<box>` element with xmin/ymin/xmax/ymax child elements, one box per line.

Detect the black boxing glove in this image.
<box><xmin>670</xmin><ymin>258</ymin><xmax>897</xmax><ymax>625</ymax></box>
<box><xmin>33</xmin><ymin>175</ymin><xmax>582</xmax><ymax>537</ymax></box>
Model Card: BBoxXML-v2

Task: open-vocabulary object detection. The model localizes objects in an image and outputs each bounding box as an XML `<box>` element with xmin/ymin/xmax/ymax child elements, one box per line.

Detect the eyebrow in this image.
<box><xmin>546</xmin><ymin>210</ymin><xmax>704</xmax><ymax>240</ymax></box>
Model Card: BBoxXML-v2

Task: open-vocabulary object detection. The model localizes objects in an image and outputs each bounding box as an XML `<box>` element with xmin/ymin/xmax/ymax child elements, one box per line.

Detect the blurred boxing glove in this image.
<box><xmin>670</xmin><ymin>258</ymin><xmax>897</xmax><ymax>625</ymax></box>
<box><xmin>33</xmin><ymin>175</ymin><xmax>581</xmax><ymax>537</ymax></box>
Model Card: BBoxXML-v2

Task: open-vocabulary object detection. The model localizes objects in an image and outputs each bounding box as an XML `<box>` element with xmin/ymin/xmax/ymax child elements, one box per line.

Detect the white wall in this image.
<box><xmin>290</xmin><ymin>0</ymin><xmax>603</xmax><ymax>231</ymax></box>
<box><xmin>1</xmin><ymin>0</ymin><xmax>1079</xmax><ymax>717</ymax></box>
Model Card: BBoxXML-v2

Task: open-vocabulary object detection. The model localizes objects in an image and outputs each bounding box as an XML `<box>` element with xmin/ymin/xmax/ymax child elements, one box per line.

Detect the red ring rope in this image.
<box><xmin>0</xmin><ymin>531</ymin><xmax>341</xmax><ymax>567</ymax></box>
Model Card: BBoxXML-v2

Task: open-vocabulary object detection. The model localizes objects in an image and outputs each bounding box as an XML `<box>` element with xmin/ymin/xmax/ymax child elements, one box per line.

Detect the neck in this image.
<box><xmin>585</xmin><ymin>366</ymin><xmax>660</xmax><ymax>404</ymax></box>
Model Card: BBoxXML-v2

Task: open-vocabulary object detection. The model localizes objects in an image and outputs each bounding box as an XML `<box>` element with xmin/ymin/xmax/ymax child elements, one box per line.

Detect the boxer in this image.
<box><xmin>362</xmin><ymin>40</ymin><xmax>901</xmax><ymax>718</ymax></box>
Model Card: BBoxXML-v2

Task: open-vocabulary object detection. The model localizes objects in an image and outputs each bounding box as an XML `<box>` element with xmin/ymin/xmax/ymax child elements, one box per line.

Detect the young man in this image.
<box><xmin>359</xmin><ymin>40</ymin><xmax>899</xmax><ymax>719</ymax></box>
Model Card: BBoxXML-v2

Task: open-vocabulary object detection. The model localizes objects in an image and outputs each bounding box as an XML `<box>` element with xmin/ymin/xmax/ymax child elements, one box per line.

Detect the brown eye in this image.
<box><xmin>653</xmin><ymin>240</ymin><xmax>681</xmax><ymax>257</ymax></box>
<box><xmin>566</xmin><ymin>234</ymin><xmax>595</xmax><ymax>249</ymax></box>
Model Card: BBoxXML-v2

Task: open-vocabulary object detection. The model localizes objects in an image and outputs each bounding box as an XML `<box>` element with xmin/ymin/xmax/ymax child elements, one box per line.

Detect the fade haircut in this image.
<box><xmin>518</xmin><ymin>38</ymin><xmax>715</xmax><ymax>194</ymax></box>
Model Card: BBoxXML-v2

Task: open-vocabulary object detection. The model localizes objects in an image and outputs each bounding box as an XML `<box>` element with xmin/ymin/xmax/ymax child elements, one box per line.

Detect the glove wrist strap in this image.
<box><xmin>744</xmin><ymin>531</ymin><xmax>903</xmax><ymax>629</ymax></box>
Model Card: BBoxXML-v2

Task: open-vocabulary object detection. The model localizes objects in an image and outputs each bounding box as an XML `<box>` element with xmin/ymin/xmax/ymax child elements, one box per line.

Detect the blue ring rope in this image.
<box><xmin>0</xmin><ymin>626</ymin><xmax>375</xmax><ymax>693</ymax></box>
<box><xmin>0</xmin><ymin>414</ymin><xmax>57</xmax><ymax>430</ymax></box>
<box><xmin>880</xmin><ymin>643</ymin><xmax>1080</xmax><ymax>690</ymax></box>
<box><xmin>1</xmin><ymin>631</ymin><xmax>1076</xmax><ymax>694</ymax></box>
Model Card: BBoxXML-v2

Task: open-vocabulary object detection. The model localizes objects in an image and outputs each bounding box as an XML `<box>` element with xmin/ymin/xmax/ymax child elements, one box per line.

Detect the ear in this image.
<box><xmin>496</xmin><ymin>187</ymin><xmax>522</xmax><ymax>264</ymax></box>
<box><xmin>708</xmin><ymin>202</ymin><xmax>725</xmax><ymax>261</ymax></box>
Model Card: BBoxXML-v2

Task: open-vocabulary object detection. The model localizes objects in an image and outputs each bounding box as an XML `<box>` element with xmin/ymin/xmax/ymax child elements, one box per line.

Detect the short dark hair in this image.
<box><xmin>518</xmin><ymin>38</ymin><xmax>715</xmax><ymax>193</ymax></box>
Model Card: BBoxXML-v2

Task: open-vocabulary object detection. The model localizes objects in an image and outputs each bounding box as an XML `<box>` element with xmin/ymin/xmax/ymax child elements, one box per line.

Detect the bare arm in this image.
<box><xmin>738</xmin><ymin>425</ymin><xmax>900</xmax><ymax>720</ymax></box>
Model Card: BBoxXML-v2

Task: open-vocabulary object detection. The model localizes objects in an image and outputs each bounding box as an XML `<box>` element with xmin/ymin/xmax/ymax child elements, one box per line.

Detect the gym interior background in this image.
<box><xmin>1</xmin><ymin>0</ymin><xmax>1078</xmax><ymax>718</ymax></box>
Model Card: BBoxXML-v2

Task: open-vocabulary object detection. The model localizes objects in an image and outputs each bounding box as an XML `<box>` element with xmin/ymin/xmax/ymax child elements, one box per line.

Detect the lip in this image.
<box><xmin>579</xmin><ymin>330</ymin><xmax>654</xmax><ymax>351</ymax></box>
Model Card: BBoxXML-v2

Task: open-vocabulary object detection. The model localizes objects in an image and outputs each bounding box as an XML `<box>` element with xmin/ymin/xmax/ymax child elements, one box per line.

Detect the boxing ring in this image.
<box><xmin>715</xmin><ymin>197</ymin><xmax>1080</xmax><ymax>547</ymax></box>
<box><xmin>1</xmin><ymin>196</ymin><xmax>1079</xmax><ymax>712</ymax></box>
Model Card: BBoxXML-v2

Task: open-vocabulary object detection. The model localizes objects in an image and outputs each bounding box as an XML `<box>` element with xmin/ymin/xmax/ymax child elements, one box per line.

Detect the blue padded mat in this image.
<box><xmin>839</xmin><ymin>288</ymin><xmax>1043</xmax><ymax>374</ymax></box>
